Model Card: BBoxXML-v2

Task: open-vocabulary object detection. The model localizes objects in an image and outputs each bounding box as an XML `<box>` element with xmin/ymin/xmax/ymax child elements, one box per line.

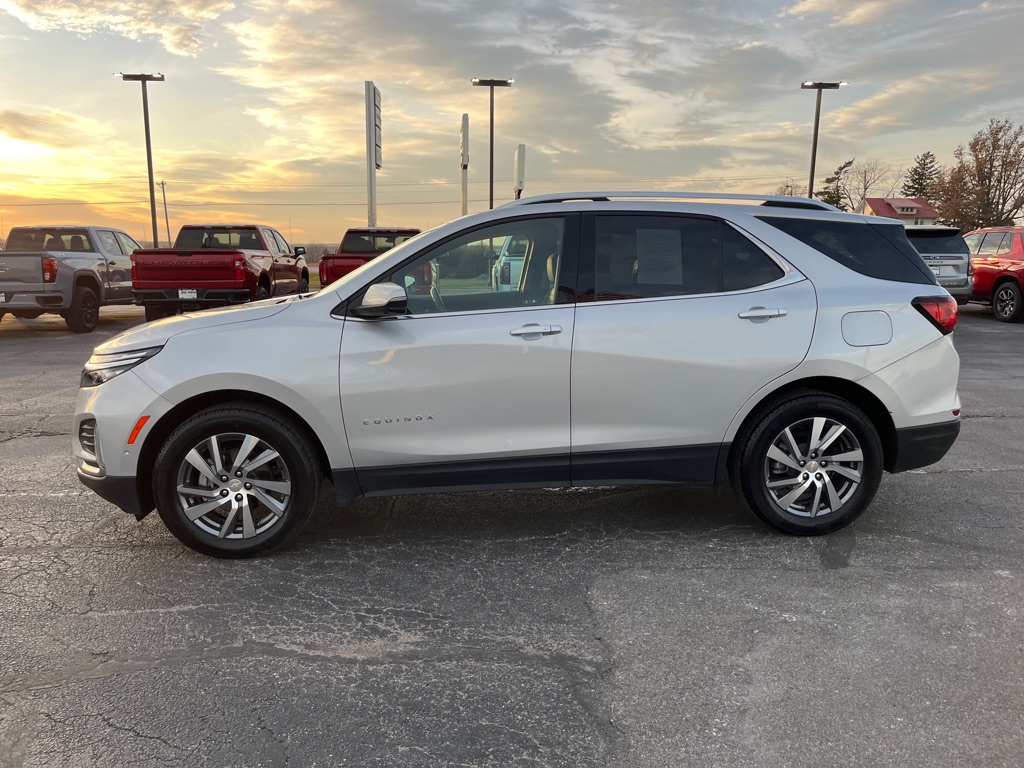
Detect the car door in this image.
<box><xmin>255</xmin><ymin>228</ymin><xmax>290</xmax><ymax>295</ymax></box>
<box><xmin>570</xmin><ymin>213</ymin><xmax>816</xmax><ymax>486</ymax></box>
<box><xmin>271</xmin><ymin>229</ymin><xmax>299</xmax><ymax>293</ymax></box>
<box><xmin>101</xmin><ymin>230</ymin><xmax>140</xmax><ymax>300</ymax></box>
<box><xmin>339</xmin><ymin>214</ymin><xmax>579</xmax><ymax>494</ymax></box>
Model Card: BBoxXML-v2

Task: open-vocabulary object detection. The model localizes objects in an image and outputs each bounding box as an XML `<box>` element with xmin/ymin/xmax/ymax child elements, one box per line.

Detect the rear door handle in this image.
<box><xmin>738</xmin><ymin>307</ymin><xmax>788</xmax><ymax>321</ymax></box>
<box><xmin>510</xmin><ymin>324</ymin><xmax>562</xmax><ymax>337</ymax></box>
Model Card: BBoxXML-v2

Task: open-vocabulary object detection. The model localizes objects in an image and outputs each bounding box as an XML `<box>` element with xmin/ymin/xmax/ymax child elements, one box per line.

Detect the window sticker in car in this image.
<box><xmin>636</xmin><ymin>229</ymin><xmax>683</xmax><ymax>284</ymax></box>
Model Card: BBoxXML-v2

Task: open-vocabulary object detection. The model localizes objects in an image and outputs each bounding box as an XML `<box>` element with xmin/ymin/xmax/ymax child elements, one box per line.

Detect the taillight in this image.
<box><xmin>967</xmin><ymin>257</ymin><xmax>974</xmax><ymax>277</ymax></box>
<box><xmin>42</xmin><ymin>257</ymin><xmax>58</xmax><ymax>283</ymax></box>
<box><xmin>234</xmin><ymin>255</ymin><xmax>245</xmax><ymax>282</ymax></box>
<box><xmin>319</xmin><ymin>261</ymin><xmax>328</xmax><ymax>286</ymax></box>
<box><xmin>500</xmin><ymin>263</ymin><xmax>510</xmax><ymax>284</ymax></box>
<box><xmin>912</xmin><ymin>296</ymin><xmax>958</xmax><ymax>335</ymax></box>
<box><xmin>130</xmin><ymin>253</ymin><xmax>138</xmax><ymax>282</ymax></box>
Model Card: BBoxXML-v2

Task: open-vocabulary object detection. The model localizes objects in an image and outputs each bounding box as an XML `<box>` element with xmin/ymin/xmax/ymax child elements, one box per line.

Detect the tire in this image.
<box><xmin>152</xmin><ymin>405</ymin><xmax>321</xmax><ymax>557</ymax></box>
<box><xmin>64</xmin><ymin>285</ymin><xmax>99</xmax><ymax>333</ymax></box>
<box><xmin>298</xmin><ymin>278</ymin><xmax>309</xmax><ymax>294</ymax></box>
<box><xmin>955</xmin><ymin>296</ymin><xmax>970</xmax><ymax>307</ymax></box>
<box><xmin>255</xmin><ymin>286</ymin><xmax>270</xmax><ymax>302</ymax></box>
<box><xmin>732</xmin><ymin>392</ymin><xmax>883</xmax><ymax>535</ymax></box>
<box><xmin>992</xmin><ymin>282</ymin><xmax>1022</xmax><ymax>323</ymax></box>
<box><xmin>144</xmin><ymin>305</ymin><xmax>172</xmax><ymax>322</ymax></box>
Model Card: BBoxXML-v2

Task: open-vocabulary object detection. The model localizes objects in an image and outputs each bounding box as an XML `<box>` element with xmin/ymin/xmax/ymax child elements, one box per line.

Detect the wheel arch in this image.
<box><xmin>135</xmin><ymin>389</ymin><xmax>333</xmax><ymax>516</ymax></box>
<box><xmin>73</xmin><ymin>272</ymin><xmax>103</xmax><ymax>300</ymax></box>
<box><xmin>726</xmin><ymin>376</ymin><xmax>898</xmax><ymax>481</ymax></box>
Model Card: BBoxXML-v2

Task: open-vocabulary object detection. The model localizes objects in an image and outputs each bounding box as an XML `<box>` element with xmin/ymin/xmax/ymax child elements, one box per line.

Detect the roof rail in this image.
<box><xmin>503</xmin><ymin>191</ymin><xmax>839</xmax><ymax>212</ymax></box>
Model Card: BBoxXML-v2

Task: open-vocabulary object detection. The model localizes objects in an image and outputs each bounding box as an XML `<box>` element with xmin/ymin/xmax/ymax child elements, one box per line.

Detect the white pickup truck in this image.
<box><xmin>0</xmin><ymin>226</ymin><xmax>141</xmax><ymax>332</ymax></box>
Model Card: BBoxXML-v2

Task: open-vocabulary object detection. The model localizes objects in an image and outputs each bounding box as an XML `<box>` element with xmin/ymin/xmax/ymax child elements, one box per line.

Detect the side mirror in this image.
<box><xmin>352</xmin><ymin>282</ymin><xmax>408</xmax><ymax>318</ymax></box>
<box><xmin>294</xmin><ymin>246</ymin><xmax>306</xmax><ymax>257</ymax></box>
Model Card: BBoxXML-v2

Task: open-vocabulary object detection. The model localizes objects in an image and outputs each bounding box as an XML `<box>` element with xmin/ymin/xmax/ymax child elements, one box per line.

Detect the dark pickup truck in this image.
<box><xmin>319</xmin><ymin>227</ymin><xmax>420</xmax><ymax>287</ymax></box>
<box><xmin>132</xmin><ymin>224</ymin><xmax>309</xmax><ymax>321</ymax></box>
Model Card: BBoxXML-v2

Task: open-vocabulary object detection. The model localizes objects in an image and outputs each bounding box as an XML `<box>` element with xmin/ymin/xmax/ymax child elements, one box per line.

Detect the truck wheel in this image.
<box><xmin>65</xmin><ymin>286</ymin><xmax>99</xmax><ymax>333</ymax></box>
<box><xmin>256</xmin><ymin>286</ymin><xmax>270</xmax><ymax>302</ymax></box>
<box><xmin>152</xmin><ymin>405</ymin><xmax>321</xmax><ymax>557</ymax></box>
<box><xmin>299</xmin><ymin>278</ymin><xmax>309</xmax><ymax>294</ymax></box>
<box><xmin>145</xmin><ymin>305</ymin><xmax>171</xmax><ymax>322</ymax></box>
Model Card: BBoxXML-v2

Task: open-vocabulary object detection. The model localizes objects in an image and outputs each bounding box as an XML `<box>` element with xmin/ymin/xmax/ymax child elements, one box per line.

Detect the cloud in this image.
<box><xmin>0</xmin><ymin>109</ymin><xmax>105</xmax><ymax>149</ymax></box>
<box><xmin>0</xmin><ymin>0</ymin><xmax>235</xmax><ymax>56</ymax></box>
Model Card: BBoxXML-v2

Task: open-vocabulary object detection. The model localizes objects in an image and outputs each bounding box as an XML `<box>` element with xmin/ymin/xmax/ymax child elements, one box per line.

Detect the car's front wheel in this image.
<box><xmin>733</xmin><ymin>393</ymin><xmax>883</xmax><ymax>535</ymax></box>
<box><xmin>152</xmin><ymin>405</ymin><xmax>320</xmax><ymax>557</ymax></box>
<box><xmin>992</xmin><ymin>281</ymin><xmax>1022</xmax><ymax>322</ymax></box>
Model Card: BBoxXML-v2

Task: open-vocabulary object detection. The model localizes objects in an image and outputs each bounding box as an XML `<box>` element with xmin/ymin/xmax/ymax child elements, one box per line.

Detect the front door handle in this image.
<box><xmin>510</xmin><ymin>324</ymin><xmax>562</xmax><ymax>337</ymax></box>
<box><xmin>738</xmin><ymin>307</ymin><xmax>788</xmax><ymax>321</ymax></box>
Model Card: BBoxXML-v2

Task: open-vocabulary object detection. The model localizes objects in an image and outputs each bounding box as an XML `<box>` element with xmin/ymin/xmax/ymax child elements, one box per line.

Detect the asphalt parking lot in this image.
<box><xmin>1</xmin><ymin>304</ymin><xmax>1022</xmax><ymax>766</ymax></box>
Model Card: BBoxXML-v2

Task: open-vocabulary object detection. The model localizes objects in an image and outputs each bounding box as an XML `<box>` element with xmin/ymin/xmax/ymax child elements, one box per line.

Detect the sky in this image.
<box><xmin>1</xmin><ymin>0</ymin><xmax>1022</xmax><ymax>247</ymax></box>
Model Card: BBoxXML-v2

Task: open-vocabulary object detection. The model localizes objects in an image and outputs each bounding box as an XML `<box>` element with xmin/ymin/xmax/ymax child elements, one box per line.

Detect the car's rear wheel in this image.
<box><xmin>153</xmin><ymin>405</ymin><xmax>320</xmax><ymax>557</ymax></box>
<box><xmin>992</xmin><ymin>282</ymin><xmax>1022</xmax><ymax>322</ymax></box>
<box><xmin>64</xmin><ymin>285</ymin><xmax>99</xmax><ymax>333</ymax></box>
<box><xmin>733</xmin><ymin>393</ymin><xmax>883</xmax><ymax>535</ymax></box>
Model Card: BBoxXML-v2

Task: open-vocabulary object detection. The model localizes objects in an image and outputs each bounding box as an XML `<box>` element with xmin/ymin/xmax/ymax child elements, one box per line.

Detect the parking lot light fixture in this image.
<box><xmin>471</xmin><ymin>77</ymin><xmax>514</xmax><ymax>210</ymax></box>
<box><xmin>801</xmin><ymin>80</ymin><xmax>847</xmax><ymax>200</ymax></box>
<box><xmin>116</xmin><ymin>72</ymin><xmax>165</xmax><ymax>247</ymax></box>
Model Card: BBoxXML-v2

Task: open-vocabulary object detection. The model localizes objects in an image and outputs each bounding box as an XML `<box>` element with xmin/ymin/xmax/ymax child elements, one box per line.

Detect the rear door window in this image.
<box><xmin>590</xmin><ymin>215</ymin><xmax>783</xmax><ymax>301</ymax></box>
<box><xmin>978</xmin><ymin>232</ymin><xmax>1010</xmax><ymax>255</ymax></box>
<box><xmin>758</xmin><ymin>216</ymin><xmax>935</xmax><ymax>285</ymax></box>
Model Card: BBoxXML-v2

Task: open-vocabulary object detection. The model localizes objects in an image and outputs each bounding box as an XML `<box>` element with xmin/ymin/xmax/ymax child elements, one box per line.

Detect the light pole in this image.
<box><xmin>116</xmin><ymin>72</ymin><xmax>165</xmax><ymax>246</ymax></box>
<box><xmin>471</xmin><ymin>77</ymin><xmax>514</xmax><ymax>209</ymax></box>
<box><xmin>801</xmin><ymin>80</ymin><xmax>846</xmax><ymax>199</ymax></box>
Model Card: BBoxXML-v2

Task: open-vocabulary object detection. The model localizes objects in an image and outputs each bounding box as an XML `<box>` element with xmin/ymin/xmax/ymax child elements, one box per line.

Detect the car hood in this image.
<box><xmin>94</xmin><ymin>298</ymin><xmax>293</xmax><ymax>354</ymax></box>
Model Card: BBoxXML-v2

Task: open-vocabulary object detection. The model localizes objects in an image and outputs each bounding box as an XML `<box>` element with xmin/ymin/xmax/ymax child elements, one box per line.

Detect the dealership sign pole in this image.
<box><xmin>365</xmin><ymin>81</ymin><xmax>382</xmax><ymax>227</ymax></box>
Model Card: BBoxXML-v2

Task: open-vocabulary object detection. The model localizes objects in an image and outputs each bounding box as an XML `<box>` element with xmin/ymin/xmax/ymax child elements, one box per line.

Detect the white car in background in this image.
<box><xmin>489</xmin><ymin>235</ymin><xmax>530</xmax><ymax>291</ymax></box>
<box><xmin>74</xmin><ymin>191</ymin><xmax>961</xmax><ymax>557</ymax></box>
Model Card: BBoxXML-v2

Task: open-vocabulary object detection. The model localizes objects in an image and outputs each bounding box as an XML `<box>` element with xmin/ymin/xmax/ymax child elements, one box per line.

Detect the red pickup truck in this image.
<box><xmin>132</xmin><ymin>224</ymin><xmax>309</xmax><ymax>321</ymax></box>
<box><xmin>318</xmin><ymin>227</ymin><xmax>420</xmax><ymax>287</ymax></box>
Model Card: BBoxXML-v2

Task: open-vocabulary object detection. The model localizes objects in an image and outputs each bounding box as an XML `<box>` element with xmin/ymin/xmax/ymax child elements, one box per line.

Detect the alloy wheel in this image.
<box><xmin>762</xmin><ymin>415</ymin><xmax>864</xmax><ymax>518</ymax></box>
<box><xmin>175</xmin><ymin>432</ymin><xmax>292</xmax><ymax>539</ymax></box>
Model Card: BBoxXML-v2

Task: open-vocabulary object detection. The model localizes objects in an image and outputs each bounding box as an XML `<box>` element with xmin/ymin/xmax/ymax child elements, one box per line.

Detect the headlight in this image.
<box><xmin>80</xmin><ymin>346</ymin><xmax>162</xmax><ymax>387</ymax></box>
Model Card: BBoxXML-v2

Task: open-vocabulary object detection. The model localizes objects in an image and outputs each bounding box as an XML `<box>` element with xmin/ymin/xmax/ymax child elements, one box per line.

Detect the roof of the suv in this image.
<box><xmin>504</xmin><ymin>190</ymin><xmax>841</xmax><ymax>213</ymax></box>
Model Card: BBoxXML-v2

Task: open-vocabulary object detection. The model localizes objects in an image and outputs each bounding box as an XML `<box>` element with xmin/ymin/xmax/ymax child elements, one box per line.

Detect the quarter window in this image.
<box><xmin>384</xmin><ymin>218</ymin><xmax>566</xmax><ymax>315</ymax></box>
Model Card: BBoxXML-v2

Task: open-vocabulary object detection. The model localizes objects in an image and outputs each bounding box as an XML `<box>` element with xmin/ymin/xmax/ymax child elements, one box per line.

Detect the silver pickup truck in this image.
<box><xmin>0</xmin><ymin>226</ymin><xmax>141</xmax><ymax>333</ymax></box>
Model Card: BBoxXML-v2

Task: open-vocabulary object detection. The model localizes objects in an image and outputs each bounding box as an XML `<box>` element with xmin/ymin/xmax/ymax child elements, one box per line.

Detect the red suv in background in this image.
<box><xmin>963</xmin><ymin>227</ymin><xmax>1024</xmax><ymax>322</ymax></box>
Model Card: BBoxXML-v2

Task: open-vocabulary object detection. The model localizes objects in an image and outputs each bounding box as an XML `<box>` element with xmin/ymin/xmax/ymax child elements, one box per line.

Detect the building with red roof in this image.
<box><xmin>856</xmin><ymin>197</ymin><xmax>939</xmax><ymax>225</ymax></box>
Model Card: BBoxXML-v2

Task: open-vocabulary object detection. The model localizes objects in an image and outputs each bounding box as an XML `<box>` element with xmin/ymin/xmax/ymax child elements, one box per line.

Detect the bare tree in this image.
<box><xmin>842</xmin><ymin>158</ymin><xmax>902</xmax><ymax>211</ymax></box>
<box><xmin>932</xmin><ymin>119</ymin><xmax>1024</xmax><ymax>230</ymax></box>
<box><xmin>771</xmin><ymin>178</ymin><xmax>802</xmax><ymax>196</ymax></box>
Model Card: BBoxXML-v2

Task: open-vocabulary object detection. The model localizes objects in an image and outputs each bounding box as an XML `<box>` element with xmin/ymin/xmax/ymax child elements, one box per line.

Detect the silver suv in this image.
<box><xmin>73</xmin><ymin>192</ymin><xmax>962</xmax><ymax>557</ymax></box>
<box><xmin>903</xmin><ymin>225</ymin><xmax>972</xmax><ymax>305</ymax></box>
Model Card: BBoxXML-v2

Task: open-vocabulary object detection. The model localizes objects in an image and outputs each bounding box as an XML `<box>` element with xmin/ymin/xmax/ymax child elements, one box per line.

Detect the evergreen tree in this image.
<box><xmin>815</xmin><ymin>159</ymin><xmax>854</xmax><ymax>211</ymax></box>
<box><xmin>901</xmin><ymin>151</ymin><xmax>939</xmax><ymax>198</ymax></box>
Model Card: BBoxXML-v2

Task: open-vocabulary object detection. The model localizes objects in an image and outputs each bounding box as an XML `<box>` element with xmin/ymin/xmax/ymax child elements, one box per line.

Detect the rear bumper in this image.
<box><xmin>890</xmin><ymin>419</ymin><xmax>960</xmax><ymax>473</ymax></box>
<box><xmin>133</xmin><ymin>288</ymin><xmax>251</xmax><ymax>306</ymax></box>
<box><xmin>0</xmin><ymin>286</ymin><xmax>69</xmax><ymax>310</ymax></box>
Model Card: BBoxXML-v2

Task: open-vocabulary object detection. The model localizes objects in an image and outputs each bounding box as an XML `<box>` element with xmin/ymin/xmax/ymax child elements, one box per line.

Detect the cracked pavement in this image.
<box><xmin>1</xmin><ymin>305</ymin><xmax>1023</xmax><ymax>766</ymax></box>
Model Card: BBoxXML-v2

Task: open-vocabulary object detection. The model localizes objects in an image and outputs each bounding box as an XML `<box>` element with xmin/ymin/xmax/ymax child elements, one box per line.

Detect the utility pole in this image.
<box><xmin>159</xmin><ymin>180</ymin><xmax>171</xmax><ymax>243</ymax></box>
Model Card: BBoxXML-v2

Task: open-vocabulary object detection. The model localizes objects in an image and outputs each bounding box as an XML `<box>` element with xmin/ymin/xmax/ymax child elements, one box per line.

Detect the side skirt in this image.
<box><xmin>331</xmin><ymin>444</ymin><xmax>725</xmax><ymax>503</ymax></box>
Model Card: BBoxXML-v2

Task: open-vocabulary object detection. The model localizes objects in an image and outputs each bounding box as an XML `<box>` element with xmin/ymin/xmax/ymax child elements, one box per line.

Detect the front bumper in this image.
<box><xmin>76</xmin><ymin>463</ymin><xmax>149</xmax><ymax>519</ymax></box>
<box><xmin>890</xmin><ymin>419</ymin><xmax>960</xmax><ymax>472</ymax></box>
